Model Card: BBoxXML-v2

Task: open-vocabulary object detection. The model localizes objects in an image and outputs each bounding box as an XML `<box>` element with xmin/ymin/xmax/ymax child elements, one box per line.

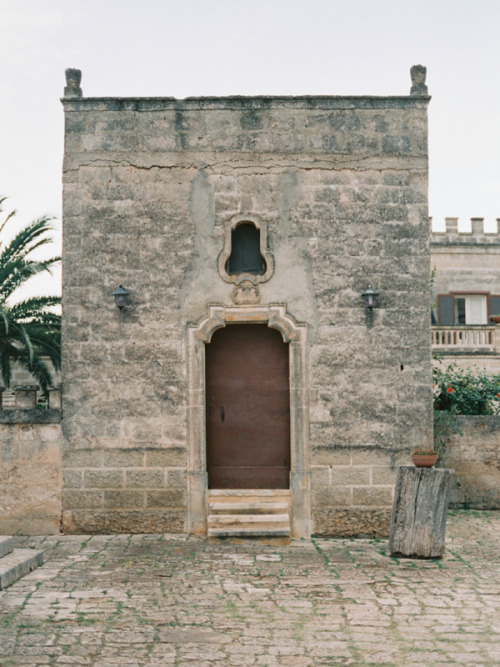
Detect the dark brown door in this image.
<box><xmin>206</xmin><ymin>324</ymin><xmax>290</xmax><ymax>489</ymax></box>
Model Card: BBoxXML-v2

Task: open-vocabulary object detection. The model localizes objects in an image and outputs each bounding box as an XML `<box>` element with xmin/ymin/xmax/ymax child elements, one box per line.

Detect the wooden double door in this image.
<box><xmin>206</xmin><ymin>324</ymin><xmax>290</xmax><ymax>489</ymax></box>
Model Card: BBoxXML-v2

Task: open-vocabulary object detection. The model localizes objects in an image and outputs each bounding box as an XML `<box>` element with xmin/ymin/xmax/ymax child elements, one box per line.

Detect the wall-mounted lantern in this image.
<box><xmin>361</xmin><ymin>285</ymin><xmax>379</xmax><ymax>310</ymax></box>
<box><xmin>113</xmin><ymin>285</ymin><xmax>129</xmax><ymax>309</ymax></box>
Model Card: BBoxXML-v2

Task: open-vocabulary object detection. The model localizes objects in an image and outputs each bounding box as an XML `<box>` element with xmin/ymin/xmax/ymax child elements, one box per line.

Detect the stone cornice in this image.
<box><xmin>61</xmin><ymin>95</ymin><xmax>431</xmax><ymax>112</ymax></box>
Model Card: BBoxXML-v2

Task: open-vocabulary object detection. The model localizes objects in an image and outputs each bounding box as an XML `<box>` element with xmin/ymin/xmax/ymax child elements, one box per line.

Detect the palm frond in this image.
<box><xmin>0</xmin><ymin>209</ymin><xmax>17</xmax><ymax>241</ymax></box>
<box><xmin>0</xmin><ymin>216</ymin><xmax>56</xmax><ymax>266</ymax></box>
<box><xmin>0</xmin><ymin>305</ymin><xmax>10</xmax><ymax>333</ymax></box>
<box><xmin>0</xmin><ymin>199</ymin><xmax>61</xmax><ymax>388</ymax></box>
<box><xmin>10</xmin><ymin>323</ymin><xmax>35</xmax><ymax>363</ymax></box>
<box><xmin>9</xmin><ymin>296</ymin><xmax>61</xmax><ymax>320</ymax></box>
<box><xmin>2</xmin><ymin>348</ymin><xmax>53</xmax><ymax>392</ymax></box>
<box><xmin>0</xmin><ymin>258</ymin><xmax>61</xmax><ymax>301</ymax></box>
<box><xmin>0</xmin><ymin>348</ymin><xmax>12</xmax><ymax>387</ymax></box>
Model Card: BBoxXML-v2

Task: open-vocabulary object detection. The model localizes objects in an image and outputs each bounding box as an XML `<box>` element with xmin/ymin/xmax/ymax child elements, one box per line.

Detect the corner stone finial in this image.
<box><xmin>410</xmin><ymin>64</ymin><xmax>428</xmax><ymax>96</ymax></box>
<box><xmin>64</xmin><ymin>68</ymin><xmax>82</xmax><ymax>98</ymax></box>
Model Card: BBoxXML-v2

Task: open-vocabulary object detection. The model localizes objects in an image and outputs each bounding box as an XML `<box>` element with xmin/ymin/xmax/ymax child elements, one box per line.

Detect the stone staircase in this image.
<box><xmin>0</xmin><ymin>537</ymin><xmax>44</xmax><ymax>590</ymax></box>
<box><xmin>207</xmin><ymin>489</ymin><xmax>291</xmax><ymax>538</ymax></box>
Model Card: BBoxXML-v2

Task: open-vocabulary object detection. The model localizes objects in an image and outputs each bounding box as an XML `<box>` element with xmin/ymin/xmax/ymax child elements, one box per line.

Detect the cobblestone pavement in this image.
<box><xmin>1</xmin><ymin>510</ymin><xmax>499</xmax><ymax>666</ymax></box>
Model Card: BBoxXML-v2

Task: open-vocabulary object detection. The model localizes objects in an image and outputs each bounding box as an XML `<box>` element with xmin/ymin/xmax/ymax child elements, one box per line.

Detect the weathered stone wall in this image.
<box><xmin>438</xmin><ymin>415</ymin><xmax>500</xmax><ymax>509</ymax></box>
<box><xmin>0</xmin><ymin>412</ymin><xmax>63</xmax><ymax>535</ymax></box>
<box><xmin>62</xmin><ymin>87</ymin><xmax>432</xmax><ymax>535</ymax></box>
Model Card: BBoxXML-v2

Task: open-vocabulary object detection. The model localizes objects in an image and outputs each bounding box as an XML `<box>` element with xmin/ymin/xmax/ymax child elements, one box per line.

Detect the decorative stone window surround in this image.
<box><xmin>217</xmin><ymin>214</ymin><xmax>274</xmax><ymax>285</ymax></box>
<box><xmin>186</xmin><ymin>304</ymin><xmax>311</xmax><ymax>538</ymax></box>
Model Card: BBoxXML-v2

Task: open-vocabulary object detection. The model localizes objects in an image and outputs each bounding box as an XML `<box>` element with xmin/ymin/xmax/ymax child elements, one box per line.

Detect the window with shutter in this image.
<box><xmin>437</xmin><ymin>295</ymin><xmax>454</xmax><ymax>325</ymax></box>
<box><xmin>490</xmin><ymin>295</ymin><xmax>500</xmax><ymax>317</ymax></box>
<box><xmin>438</xmin><ymin>294</ymin><xmax>489</xmax><ymax>325</ymax></box>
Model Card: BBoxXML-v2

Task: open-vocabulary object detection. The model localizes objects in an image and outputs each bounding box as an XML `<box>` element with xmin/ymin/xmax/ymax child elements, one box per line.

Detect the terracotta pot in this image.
<box><xmin>490</xmin><ymin>316</ymin><xmax>500</xmax><ymax>324</ymax></box>
<box><xmin>411</xmin><ymin>453</ymin><xmax>438</xmax><ymax>468</ymax></box>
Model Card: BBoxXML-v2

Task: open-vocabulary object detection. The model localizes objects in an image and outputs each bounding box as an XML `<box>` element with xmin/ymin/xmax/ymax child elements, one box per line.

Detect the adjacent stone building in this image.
<box><xmin>431</xmin><ymin>218</ymin><xmax>500</xmax><ymax>373</ymax></box>
<box><xmin>59</xmin><ymin>66</ymin><xmax>433</xmax><ymax>537</ymax></box>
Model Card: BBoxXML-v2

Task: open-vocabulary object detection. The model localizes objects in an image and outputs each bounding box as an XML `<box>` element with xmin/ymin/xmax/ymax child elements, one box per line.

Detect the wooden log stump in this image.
<box><xmin>389</xmin><ymin>466</ymin><xmax>454</xmax><ymax>559</ymax></box>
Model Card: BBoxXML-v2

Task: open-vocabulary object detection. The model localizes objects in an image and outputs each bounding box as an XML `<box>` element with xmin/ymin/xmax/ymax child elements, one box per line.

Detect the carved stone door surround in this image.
<box><xmin>186</xmin><ymin>304</ymin><xmax>311</xmax><ymax>538</ymax></box>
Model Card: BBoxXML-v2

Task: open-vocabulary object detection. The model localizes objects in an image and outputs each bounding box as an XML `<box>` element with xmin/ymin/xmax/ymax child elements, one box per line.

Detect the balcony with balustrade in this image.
<box><xmin>432</xmin><ymin>324</ymin><xmax>500</xmax><ymax>364</ymax></box>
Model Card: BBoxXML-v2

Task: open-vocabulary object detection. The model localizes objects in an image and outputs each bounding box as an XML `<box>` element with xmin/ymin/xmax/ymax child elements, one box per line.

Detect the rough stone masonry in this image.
<box><xmin>60</xmin><ymin>66</ymin><xmax>432</xmax><ymax>537</ymax></box>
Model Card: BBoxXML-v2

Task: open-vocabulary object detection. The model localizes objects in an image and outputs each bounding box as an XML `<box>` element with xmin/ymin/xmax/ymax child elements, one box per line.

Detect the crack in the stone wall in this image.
<box><xmin>64</xmin><ymin>158</ymin><xmax>426</xmax><ymax>176</ymax></box>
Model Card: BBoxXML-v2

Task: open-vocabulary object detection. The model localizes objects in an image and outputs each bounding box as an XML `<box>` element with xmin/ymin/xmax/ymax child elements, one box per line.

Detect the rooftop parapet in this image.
<box><xmin>431</xmin><ymin>217</ymin><xmax>500</xmax><ymax>246</ymax></box>
<box><xmin>62</xmin><ymin>66</ymin><xmax>430</xmax><ymax>107</ymax></box>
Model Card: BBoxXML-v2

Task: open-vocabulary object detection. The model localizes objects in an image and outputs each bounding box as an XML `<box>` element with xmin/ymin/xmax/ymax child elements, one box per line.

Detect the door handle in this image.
<box><xmin>220</xmin><ymin>405</ymin><xmax>225</xmax><ymax>422</ymax></box>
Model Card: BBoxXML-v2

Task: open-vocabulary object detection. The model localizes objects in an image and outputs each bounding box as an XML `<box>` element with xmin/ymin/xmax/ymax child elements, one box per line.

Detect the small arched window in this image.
<box><xmin>218</xmin><ymin>214</ymin><xmax>274</xmax><ymax>285</ymax></box>
<box><xmin>226</xmin><ymin>223</ymin><xmax>266</xmax><ymax>276</ymax></box>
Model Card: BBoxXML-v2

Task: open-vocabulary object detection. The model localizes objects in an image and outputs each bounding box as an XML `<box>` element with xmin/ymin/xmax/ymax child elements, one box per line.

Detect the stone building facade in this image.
<box><xmin>59</xmin><ymin>67</ymin><xmax>432</xmax><ymax>537</ymax></box>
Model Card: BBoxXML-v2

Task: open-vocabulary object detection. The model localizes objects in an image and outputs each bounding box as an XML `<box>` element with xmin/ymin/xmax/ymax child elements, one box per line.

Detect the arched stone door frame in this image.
<box><xmin>186</xmin><ymin>304</ymin><xmax>311</xmax><ymax>538</ymax></box>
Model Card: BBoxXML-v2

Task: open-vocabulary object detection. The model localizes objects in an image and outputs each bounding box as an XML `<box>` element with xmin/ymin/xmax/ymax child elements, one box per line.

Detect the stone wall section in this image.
<box><xmin>62</xmin><ymin>447</ymin><xmax>186</xmax><ymax>533</ymax></box>
<box><xmin>311</xmin><ymin>448</ymin><xmax>411</xmax><ymax>537</ymax></box>
<box><xmin>439</xmin><ymin>415</ymin><xmax>500</xmax><ymax>509</ymax></box>
<box><xmin>0</xmin><ymin>416</ymin><xmax>63</xmax><ymax>535</ymax></box>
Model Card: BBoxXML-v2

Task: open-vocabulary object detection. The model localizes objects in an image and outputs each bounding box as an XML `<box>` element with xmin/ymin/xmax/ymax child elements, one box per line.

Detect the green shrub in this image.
<box><xmin>433</xmin><ymin>362</ymin><xmax>500</xmax><ymax>415</ymax></box>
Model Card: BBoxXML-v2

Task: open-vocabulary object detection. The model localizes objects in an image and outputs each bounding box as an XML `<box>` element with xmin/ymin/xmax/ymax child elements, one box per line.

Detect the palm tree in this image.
<box><xmin>0</xmin><ymin>198</ymin><xmax>61</xmax><ymax>392</ymax></box>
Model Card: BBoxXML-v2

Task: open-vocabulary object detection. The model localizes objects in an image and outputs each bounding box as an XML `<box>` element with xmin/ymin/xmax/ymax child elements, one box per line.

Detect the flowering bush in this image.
<box><xmin>433</xmin><ymin>363</ymin><xmax>500</xmax><ymax>415</ymax></box>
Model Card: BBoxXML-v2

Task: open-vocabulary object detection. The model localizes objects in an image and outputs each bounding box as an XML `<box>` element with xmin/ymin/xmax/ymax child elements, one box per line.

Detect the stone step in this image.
<box><xmin>209</xmin><ymin>501</ymin><xmax>290</xmax><ymax>514</ymax></box>
<box><xmin>208</xmin><ymin>491</ymin><xmax>290</xmax><ymax>504</ymax></box>
<box><xmin>0</xmin><ymin>549</ymin><xmax>44</xmax><ymax>590</ymax></box>
<box><xmin>208</xmin><ymin>513</ymin><xmax>290</xmax><ymax>525</ymax></box>
<box><xmin>208</xmin><ymin>526</ymin><xmax>290</xmax><ymax>537</ymax></box>
<box><xmin>0</xmin><ymin>536</ymin><xmax>14</xmax><ymax>559</ymax></box>
<box><xmin>209</xmin><ymin>495</ymin><xmax>290</xmax><ymax>503</ymax></box>
<box><xmin>207</xmin><ymin>489</ymin><xmax>291</xmax><ymax>538</ymax></box>
<box><xmin>209</xmin><ymin>489</ymin><xmax>290</xmax><ymax>497</ymax></box>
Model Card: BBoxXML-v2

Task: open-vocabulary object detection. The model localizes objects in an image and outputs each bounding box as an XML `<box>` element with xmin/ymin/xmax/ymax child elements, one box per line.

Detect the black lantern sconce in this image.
<box><xmin>361</xmin><ymin>285</ymin><xmax>379</xmax><ymax>310</ymax></box>
<box><xmin>113</xmin><ymin>285</ymin><xmax>129</xmax><ymax>310</ymax></box>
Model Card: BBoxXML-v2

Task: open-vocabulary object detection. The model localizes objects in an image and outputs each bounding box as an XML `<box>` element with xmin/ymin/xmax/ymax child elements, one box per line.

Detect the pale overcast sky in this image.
<box><xmin>1</xmin><ymin>0</ymin><xmax>499</xmax><ymax>295</ymax></box>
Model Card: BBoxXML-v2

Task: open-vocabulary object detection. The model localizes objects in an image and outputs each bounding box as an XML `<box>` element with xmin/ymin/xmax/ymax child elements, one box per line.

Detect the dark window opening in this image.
<box><xmin>455</xmin><ymin>297</ymin><xmax>466</xmax><ymax>325</ymax></box>
<box><xmin>226</xmin><ymin>223</ymin><xmax>266</xmax><ymax>275</ymax></box>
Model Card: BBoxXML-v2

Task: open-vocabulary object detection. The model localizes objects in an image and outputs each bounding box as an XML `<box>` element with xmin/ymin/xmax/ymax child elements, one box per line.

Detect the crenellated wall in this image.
<box><xmin>431</xmin><ymin>217</ymin><xmax>500</xmax><ymax>245</ymax></box>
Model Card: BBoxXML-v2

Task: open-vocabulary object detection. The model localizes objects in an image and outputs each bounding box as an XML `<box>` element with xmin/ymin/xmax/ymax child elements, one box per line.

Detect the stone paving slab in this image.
<box><xmin>1</xmin><ymin>511</ymin><xmax>499</xmax><ymax>666</ymax></box>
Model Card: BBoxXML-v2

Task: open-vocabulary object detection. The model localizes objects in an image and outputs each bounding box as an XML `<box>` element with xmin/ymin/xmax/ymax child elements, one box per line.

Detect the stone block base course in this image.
<box><xmin>311</xmin><ymin>447</ymin><xmax>403</xmax><ymax>535</ymax></box>
<box><xmin>61</xmin><ymin>509</ymin><xmax>184</xmax><ymax>534</ymax></box>
<box><xmin>313</xmin><ymin>508</ymin><xmax>392</xmax><ymax>537</ymax></box>
<box><xmin>62</xmin><ymin>447</ymin><xmax>187</xmax><ymax>533</ymax></box>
